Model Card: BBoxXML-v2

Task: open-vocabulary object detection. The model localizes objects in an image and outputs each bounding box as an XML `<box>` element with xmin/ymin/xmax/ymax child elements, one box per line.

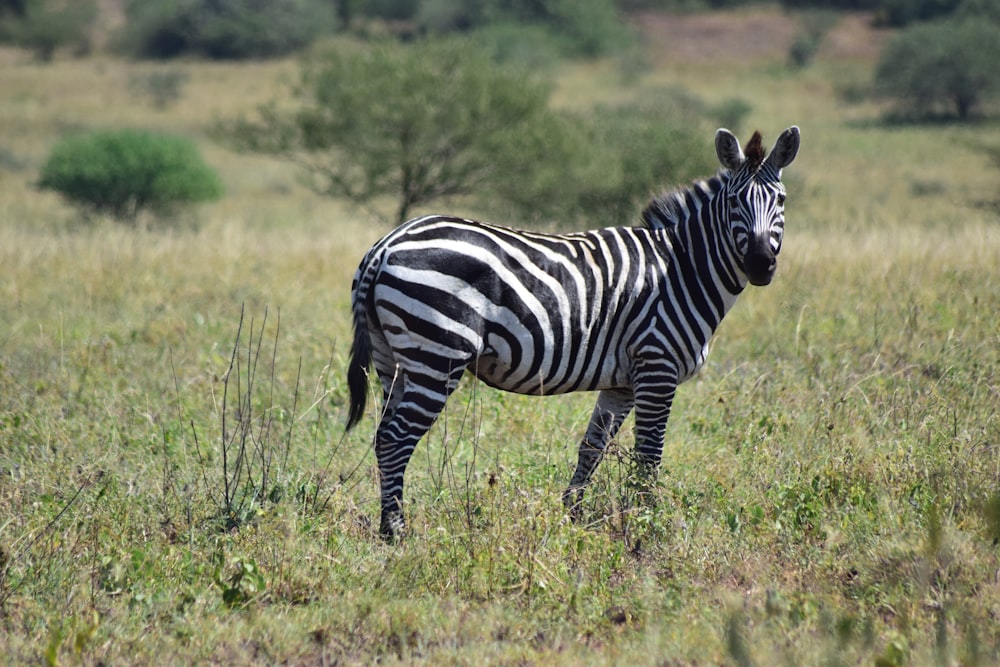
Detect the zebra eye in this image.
<box><xmin>728</xmin><ymin>194</ymin><xmax>740</xmax><ymax>207</ymax></box>
<box><xmin>777</xmin><ymin>194</ymin><xmax>787</xmax><ymax>206</ymax></box>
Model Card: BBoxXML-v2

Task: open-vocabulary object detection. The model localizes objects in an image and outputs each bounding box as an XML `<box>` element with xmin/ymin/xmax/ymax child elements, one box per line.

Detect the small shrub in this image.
<box><xmin>212</xmin><ymin>549</ymin><xmax>266</xmax><ymax>608</ymax></box>
<box><xmin>788</xmin><ymin>33</ymin><xmax>820</xmax><ymax>69</ymax></box>
<box><xmin>38</xmin><ymin>129</ymin><xmax>223</xmax><ymax>222</ymax></box>
<box><xmin>788</xmin><ymin>10</ymin><xmax>838</xmax><ymax>69</ymax></box>
<box><xmin>129</xmin><ymin>69</ymin><xmax>189</xmax><ymax>109</ymax></box>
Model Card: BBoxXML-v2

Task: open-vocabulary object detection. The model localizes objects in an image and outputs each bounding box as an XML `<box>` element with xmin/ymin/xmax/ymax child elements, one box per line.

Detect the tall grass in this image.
<box><xmin>1</xmin><ymin>14</ymin><xmax>999</xmax><ymax>664</ymax></box>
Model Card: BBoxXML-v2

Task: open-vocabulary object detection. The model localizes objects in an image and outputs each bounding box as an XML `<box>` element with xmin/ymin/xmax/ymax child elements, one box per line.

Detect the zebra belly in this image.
<box><xmin>470</xmin><ymin>331</ymin><xmax>629</xmax><ymax>396</ymax></box>
<box><xmin>470</xmin><ymin>352</ymin><xmax>527</xmax><ymax>393</ymax></box>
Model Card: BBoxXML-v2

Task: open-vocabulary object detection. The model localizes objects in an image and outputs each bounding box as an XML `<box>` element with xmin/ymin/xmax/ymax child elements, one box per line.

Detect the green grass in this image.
<box><xmin>2</xmin><ymin>12</ymin><xmax>1000</xmax><ymax>665</ymax></box>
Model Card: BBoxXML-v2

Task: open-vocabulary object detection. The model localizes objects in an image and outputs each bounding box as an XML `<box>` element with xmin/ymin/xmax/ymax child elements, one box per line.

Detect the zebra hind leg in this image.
<box><xmin>563</xmin><ymin>389</ymin><xmax>634</xmax><ymax>520</ymax></box>
<box><xmin>374</xmin><ymin>367</ymin><xmax>466</xmax><ymax>541</ymax></box>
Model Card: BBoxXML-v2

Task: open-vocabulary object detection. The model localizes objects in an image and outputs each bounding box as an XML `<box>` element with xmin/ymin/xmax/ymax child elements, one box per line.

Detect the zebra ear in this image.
<box><xmin>765</xmin><ymin>126</ymin><xmax>800</xmax><ymax>171</ymax></box>
<box><xmin>715</xmin><ymin>129</ymin><xmax>744</xmax><ymax>171</ymax></box>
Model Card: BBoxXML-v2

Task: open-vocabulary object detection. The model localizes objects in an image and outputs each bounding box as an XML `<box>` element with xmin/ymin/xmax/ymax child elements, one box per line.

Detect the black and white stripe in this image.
<box><xmin>346</xmin><ymin>126</ymin><xmax>800</xmax><ymax>538</ymax></box>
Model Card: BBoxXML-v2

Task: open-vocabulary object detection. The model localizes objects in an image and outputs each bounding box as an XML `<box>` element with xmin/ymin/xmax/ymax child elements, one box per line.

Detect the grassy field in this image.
<box><xmin>2</xmin><ymin>8</ymin><xmax>1000</xmax><ymax>665</ymax></box>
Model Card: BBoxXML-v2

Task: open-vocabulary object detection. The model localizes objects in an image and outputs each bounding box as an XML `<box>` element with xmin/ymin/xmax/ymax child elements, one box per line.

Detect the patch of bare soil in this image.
<box><xmin>818</xmin><ymin>12</ymin><xmax>890</xmax><ymax>61</ymax></box>
<box><xmin>632</xmin><ymin>8</ymin><xmax>889</xmax><ymax>65</ymax></box>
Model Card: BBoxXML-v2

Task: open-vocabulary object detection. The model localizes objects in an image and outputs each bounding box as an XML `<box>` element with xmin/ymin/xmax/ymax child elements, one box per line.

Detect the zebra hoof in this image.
<box><xmin>379</xmin><ymin>511</ymin><xmax>406</xmax><ymax>542</ymax></box>
<box><xmin>562</xmin><ymin>488</ymin><xmax>585</xmax><ymax>522</ymax></box>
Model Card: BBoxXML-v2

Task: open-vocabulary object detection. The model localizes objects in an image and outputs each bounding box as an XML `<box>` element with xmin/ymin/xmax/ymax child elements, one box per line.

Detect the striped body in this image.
<box><xmin>347</xmin><ymin>127</ymin><xmax>800</xmax><ymax>538</ymax></box>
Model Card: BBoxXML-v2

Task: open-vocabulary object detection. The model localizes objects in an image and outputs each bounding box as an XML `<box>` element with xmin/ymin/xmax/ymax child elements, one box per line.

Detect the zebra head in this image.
<box><xmin>715</xmin><ymin>126</ymin><xmax>800</xmax><ymax>287</ymax></box>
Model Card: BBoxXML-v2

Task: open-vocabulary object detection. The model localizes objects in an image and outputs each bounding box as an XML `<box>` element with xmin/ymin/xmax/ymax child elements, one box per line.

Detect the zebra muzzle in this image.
<box><xmin>743</xmin><ymin>245</ymin><xmax>777</xmax><ymax>286</ymax></box>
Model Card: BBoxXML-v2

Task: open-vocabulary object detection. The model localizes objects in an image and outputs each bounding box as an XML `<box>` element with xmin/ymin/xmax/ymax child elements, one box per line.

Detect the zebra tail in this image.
<box><xmin>347</xmin><ymin>241</ymin><xmax>387</xmax><ymax>432</ymax></box>
<box><xmin>345</xmin><ymin>221</ymin><xmax>413</xmax><ymax>431</ymax></box>
<box><xmin>346</xmin><ymin>303</ymin><xmax>371</xmax><ymax>432</ymax></box>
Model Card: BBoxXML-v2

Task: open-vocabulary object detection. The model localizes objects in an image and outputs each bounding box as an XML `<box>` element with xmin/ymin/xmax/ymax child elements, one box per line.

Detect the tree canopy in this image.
<box><xmin>874</xmin><ymin>19</ymin><xmax>1000</xmax><ymax>120</ymax></box>
<box><xmin>225</xmin><ymin>39</ymin><xmax>561</xmax><ymax>224</ymax></box>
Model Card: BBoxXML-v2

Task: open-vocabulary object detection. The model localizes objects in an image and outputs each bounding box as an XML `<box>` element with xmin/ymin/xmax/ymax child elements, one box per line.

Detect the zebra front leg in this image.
<box><xmin>630</xmin><ymin>361</ymin><xmax>678</xmax><ymax>502</ymax></box>
<box><xmin>563</xmin><ymin>388</ymin><xmax>634</xmax><ymax>518</ymax></box>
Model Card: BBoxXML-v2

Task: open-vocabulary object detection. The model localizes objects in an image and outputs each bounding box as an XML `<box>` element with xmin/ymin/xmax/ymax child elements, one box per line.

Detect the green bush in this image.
<box><xmin>38</xmin><ymin>129</ymin><xmax>223</xmax><ymax>222</ymax></box>
<box><xmin>117</xmin><ymin>0</ymin><xmax>337</xmax><ymax>60</ymax></box>
<box><xmin>491</xmin><ymin>94</ymin><xmax>720</xmax><ymax>227</ymax></box>
<box><xmin>874</xmin><ymin>18</ymin><xmax>1000</xmax><ymax>120</ymax></box>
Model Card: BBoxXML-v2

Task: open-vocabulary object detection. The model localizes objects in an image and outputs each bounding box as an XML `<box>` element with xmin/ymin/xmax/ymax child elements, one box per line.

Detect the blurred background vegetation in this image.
<box><xmin>2</xmin><ymin>0</ymin><xmax>998</xmax><ymax>226</ymax></box>
<box><xmin>3</xmin><ymin>0</ymin><xmax>998</xmax><ymax>61</ymax></box>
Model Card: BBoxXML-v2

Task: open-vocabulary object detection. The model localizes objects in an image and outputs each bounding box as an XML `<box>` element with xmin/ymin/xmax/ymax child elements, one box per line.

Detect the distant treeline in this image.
<box><xmin>624</xmin><ymin>0</ymin><xmax>994</xmax><ymax>27</ymax></box>
<box><xmin>0</xmin><ymin>0</ymin><xmax>996</xmax><ymax>63</ymax></box>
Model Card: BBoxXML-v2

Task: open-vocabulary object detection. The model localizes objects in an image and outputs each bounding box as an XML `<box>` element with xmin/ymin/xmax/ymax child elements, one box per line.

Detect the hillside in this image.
<box><xmin>634</xmin><ymin>8</ymin><xmax>888</xmax><ymax>63</ymax></box>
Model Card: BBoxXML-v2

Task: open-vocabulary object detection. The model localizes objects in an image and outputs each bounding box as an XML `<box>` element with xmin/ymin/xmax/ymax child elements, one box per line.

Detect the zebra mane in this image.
<box><xmin>641</xmin><ymin>130</ymin><xmax>767</xmax><ymax>231</ymax></box>
<box><xmin>744</xmin><ymin>131</ymin><xmax>765</xmax><ymax>170</ymax></box>
<box><xmin>640</xmin><ymin>174</ymin><xmax>727</xmax><ymax>231</ymax></box>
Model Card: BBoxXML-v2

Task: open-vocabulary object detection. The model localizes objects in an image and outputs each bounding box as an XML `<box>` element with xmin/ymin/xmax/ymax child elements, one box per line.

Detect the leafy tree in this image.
<box><xmin>0</xmin><ymin>0</ymin><xmax>95</xmax><ymax>61</ymax></box>
<box><xmin>117</xmin><ymin>0</ymin><xmax>337</xmax><ymax>60</ymax></box>
<box><xmin>874</xmin><ymin>19</ymin><xmax>1000</xmax><ymax>120</ymax></box>
<box><xmin>38</xmin><ymin>130</ymin><xmax>223</xmax><ymax>222</ymax></box>
<box><xmin>223</xmin><ymin>39</ymin><xmax>561</xmax><ymax>224</ymax></box>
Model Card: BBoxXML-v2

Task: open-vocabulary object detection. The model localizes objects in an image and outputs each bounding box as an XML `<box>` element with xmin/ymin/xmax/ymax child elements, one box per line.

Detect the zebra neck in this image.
<box><xmin>670</xmin><ymin>207</ymin><xmax>745</xmax><ymax>321</ymax></box>
<box><xmin>644</xmin><ymin>175</ymin><xmax>745</xmax><ymax>307</ymax></box>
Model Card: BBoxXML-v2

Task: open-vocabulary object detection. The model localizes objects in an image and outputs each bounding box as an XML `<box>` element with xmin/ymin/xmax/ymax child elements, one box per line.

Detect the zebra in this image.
<box><xmin>346</xmin><ymin>126</ymin><xmax>800</xmax><ymax>539</ymax></box>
